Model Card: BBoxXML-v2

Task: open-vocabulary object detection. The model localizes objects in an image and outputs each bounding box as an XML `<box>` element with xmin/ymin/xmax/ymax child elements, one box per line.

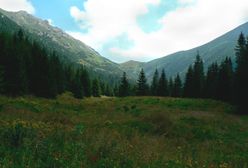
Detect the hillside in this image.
<box><xmin>120</xmin><ymin>60</ymin><xmax>145</xmax><ymax>81</ymax></box>
<box><xmin>0</xmin><ymin>94</ymin><xmax>247</xmax><ymax>167</ymax></box>
<box><xmin>0</xmin><ymin>8</ymin><xmax>123</xmax><ymax>80</ymax></box>
<box><xmin>122</xmin><ymin>22</ymin><xmax>248</xmax><ymax>80</ymax></box>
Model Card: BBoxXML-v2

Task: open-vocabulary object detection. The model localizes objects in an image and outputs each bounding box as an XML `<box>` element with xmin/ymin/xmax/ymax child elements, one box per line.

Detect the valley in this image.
<box><xmin>0</xmin><ymin>94</ymin><xmax>247</xmax><ymax>167</ymax></box>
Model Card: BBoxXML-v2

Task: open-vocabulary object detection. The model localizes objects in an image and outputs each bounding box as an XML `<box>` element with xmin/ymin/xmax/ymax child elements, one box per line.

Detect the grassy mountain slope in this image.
<box><xmin>0</xmin><ymin>8</ymin><xmax>123</xmax><ymax>80</ymax></box>
<box><xmin>0</xmin><ymin>94</ymin><xmax>247</xmax><ymax>167</ymax></box>
<box><xmin>121</xmin><ymin>22</ymin><xmax>248</xmax><ymax>81</ymax></box>
<box><xmin>120</xmin><ymin>60</ymin><xmax>145</xmax><ymax>81</ymax></box>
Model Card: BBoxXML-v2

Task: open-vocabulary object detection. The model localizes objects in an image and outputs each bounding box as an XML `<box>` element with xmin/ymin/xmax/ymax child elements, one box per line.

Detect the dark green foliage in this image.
<box><xmin>217</xmin><ymin>57</ymin><xmax>233</xmax><ymax>102</ymax></box>
<box><xmin>183</xmin><ymin>54</ymin><xmax>205</xmax><ymax>98</ymax></box>
<box><xmin>119</xmin><ymin>72</ymin><xmax>130</xmax><ymax>97</ymax></box>
<box><xmin>0</xmin><ymin>30</ymin><xmax>93</xmax><ymax>99</ymax></box>
<box><xmin>192</xmin><ymin>53</ymin><xmax>205</xmax><ymax>98</ymax></box>
<box><xmin>183</xmin><ymin>65</ymin><xmax>194</xmax><ymax>97</ymax></box>
<box><xmin>235</xmin><ymin>33</ymin><xmax>248</xmax><ymax>114</ymax></box>
<box><xmin>0</xmin><ymin>66</ymin><xmax>4</xmax><ymax>93</ymax></box>
<box><xmin>168</xmin><ymin>77</ymin><xmax>174</xmax><ymax>97</ymax></box>
<box><xmin>92</xmin><ymin>79</ymin><xmax>100</xmax><ymax>97</ymax></box>
<box><xmin>157</xmin><ymin>69</ymin><xmax>168</xmax><ymax>97</ymax></box>
<box><xmin>172</xmin><ymin>74</ymin><xmax>182</xmax><ymax>97</ymax></box>
<box><xmin>136</xmin><ymin>69</ymin><xmax>149</xmax><ymax>96</ymax></box>
<box><xmin>204</xmin><ymin>62</ymin><xmax>219</xmax><ymax>99</ymax></box>
<box><xmin>150</xmin><ymin>69</ymin><xmax>159</xmax><ymax>96</ymax></box>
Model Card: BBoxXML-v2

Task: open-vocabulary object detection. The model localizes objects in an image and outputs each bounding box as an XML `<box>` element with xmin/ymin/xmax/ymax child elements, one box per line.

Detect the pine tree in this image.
<box><xmin>0</xmin><ymin>66</ymin><xmax>4</xmax><ymax>94</ymax></box>
<box><xmin>92</xmin><ymin>79</ymin><xmax>100</xmax><ymax>97</ymax></box>
<box><xmin>157</xmin><ymin>69</ymin><xmax>168</xmax><ymax>96</ymax></box>
<box><xmin>204</xmin><ymin>62</ymin><xmax>219</xmax><ymax>99</ymax></box>
<box><xmin>119</xmin><ymin>72</ymin><xmax>129</xmax><ymax>97</ymax></box>
<box><xmin>235</xmin><ymin>33</ymin><xmax>248</xmax><ymax>113</ymax></box>
<box><xmin>192</xmin><ymin>53</ymin><xmax>205</xmax><ymax>98</ymax></box>
<box><xmin>136</xmin><ymin>69</ymin><xmax>148</xmax><ymax>96</ymax></box>
<box><xmin>151</xmin><ymin>69</ymin><xmax>159</xmax><ymax>96</ymax></box>
<box><xmin>172</xmin><ymin>74</ymin><xmax>182</xmax><ymax>97</ymax></box>
<box><xmin>217</xmin><ymin>58</ymin><xmax>233</xmax><ymax>101</ymax></box>
<box><xmin>80</xmin><ymin>68</ymin><xmax>91</xmax><ymax>97</ymax></box>
<box><xmin>168</xmin><ymin>77</ymin><xmax>174</xmax><ymax>97</ymax></box>
<box><xmin>183</xmin><ymin>65</ymin><xmax>194</xmax><ymax>97</ymax></box>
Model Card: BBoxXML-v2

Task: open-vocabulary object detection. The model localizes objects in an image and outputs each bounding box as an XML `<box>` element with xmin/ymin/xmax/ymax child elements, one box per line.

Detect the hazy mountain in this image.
<box><xmin>122</xmin><ymin>22</ymin><xmax>248</xmax><ymax>81</ymax></box>
<box><xmin>0</xmin><ymin>8</ymin><xmax>123</xmax><ymax>81</ymax></box>
<box><xmin>1</xmin><ymin>8</ymin><xmax>248</xmax><ymax>83</ymax></box>
<box><xmin>120</xmin><ymin>60</ymin><xmax>145</xmax><ymax>81</ymax></box>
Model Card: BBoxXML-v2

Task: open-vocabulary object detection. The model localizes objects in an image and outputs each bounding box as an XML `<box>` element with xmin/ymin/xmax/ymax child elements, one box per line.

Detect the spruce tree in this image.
<box><xmin>183</xmin><ymin>65</ymin><xmax>194</xmax><ymax>97</ymax></box>
<box><xmin>192</xmin><ymin>53</ymin><xmax>205</xmax><ymax>98</ymax></box>
<box><xmin>168</xmin><ymin>77</ymin><xmax>174</xmax><ymax>97</ymax></box>
<box><xmin>204</xmin><ymin>62</ymin><xmax>219</xmax><ymax>99</ymax></box>
<box><xmin>157</xmin><ymin>69</ymin><xmax>168</xmax><ymax>96</ymax></box>
<box><xmin>136</xmin><ymin>69</ymin><xmax>148</xmax><ymax>96</ymax></box>
<box><xmin>217</xmin><ymin>58</ymin><xmax>233</xmax><ymax>101</ymax></box>
<box><xmin>92</xmin><ymin>79</ymin><xmax>100</xmax><ymax>97</ymax></box>
<box><xmin>235</xmin><ymin>33</ymin><xmax>248</xmax><ymax>113</ymax></box>
<box><xmin>80</xmin><ymin>68</ymin><xmax>91</xmax><ymax>97</ymax></box>
<box><xmin>0</xmin><ymin>66</ymin><xmax>4</xmax><ymax>94</ymax></box>
<box><xmin>119</xmin><ymin>72</ymin><xmax>129</xmax><ymax>97</ymax></box>
<box><xmin>172</xmin><ymin>74</ymin><xmax>182</xmax><ymax>97</ymax></box>
<box><xmin>151</xmin><ymin>69</ymin><xmax>159</xmax><ymax>96</ymax></box>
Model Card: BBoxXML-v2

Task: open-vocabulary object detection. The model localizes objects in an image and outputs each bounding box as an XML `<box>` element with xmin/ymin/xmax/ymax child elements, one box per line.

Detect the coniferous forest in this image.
<box><xmin>0</xmin><ymin>30</ymin><xmax>248</xmax><ymax>114</ymax></box>
<box><xmin>0</xmin><ymin>30</ymin><xmax>115</xmax><ymax>99</ymax></box>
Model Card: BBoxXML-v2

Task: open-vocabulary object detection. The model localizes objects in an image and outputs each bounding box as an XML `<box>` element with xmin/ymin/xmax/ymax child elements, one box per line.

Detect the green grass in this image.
<box><xmin>0</xmin><ymin>93</ymin><xmax>248</xmax><ymax>168</ymax></box>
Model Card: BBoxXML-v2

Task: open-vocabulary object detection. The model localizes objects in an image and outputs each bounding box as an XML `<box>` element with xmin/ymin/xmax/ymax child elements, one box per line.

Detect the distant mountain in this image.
<box><xmin>120</xmin><ymin>60</ymin><xmax>145</xmax><ymax>81</ymax></box>
<box><xmin>122</xmin><ymin>22</ymin><xmax>248</xmax><ymax>81</ymax></box>
<box><xmin>0</xmin><ymin>8</ymin><xmax>123</xmax><ymax>82</ymax></box>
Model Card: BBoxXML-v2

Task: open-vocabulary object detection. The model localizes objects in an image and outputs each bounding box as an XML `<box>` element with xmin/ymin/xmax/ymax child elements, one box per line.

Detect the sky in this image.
<box><xmin>0</xmin><ymin>0</ymin><xmax>248</xmax><ymax>63</ymax></box>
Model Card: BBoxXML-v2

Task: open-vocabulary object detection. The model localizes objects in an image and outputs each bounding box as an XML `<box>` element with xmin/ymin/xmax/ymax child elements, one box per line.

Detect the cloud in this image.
<box><xmin>69</xmin><ymin>0</ymin><xmax>248</xmax><ymax>63</ymax></box>
<box><xmin>47</xmin><ymin>19</ymin><xmax>53</xmax><ymax>26</ymax></box>
<box><xmin>0</xmin><ymin>0</ymin><xmax>35</xmax><ymax>14</ymax></box>
<box><xmin>69</xmin><ymin>0</ymin><xmax>160</xmax><ymax>49</ymax></box>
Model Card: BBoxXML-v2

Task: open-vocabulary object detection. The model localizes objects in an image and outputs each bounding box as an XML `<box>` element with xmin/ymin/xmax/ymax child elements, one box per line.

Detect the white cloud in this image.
<box><xmin>47</xmin><ymin>19</ymin><xmax>53</xmax><ymax>26</ymax></box>
<box><xmin>69</xmin><ymin>0</ymin><xmax>248</xmax><ymax>62</ymax></box>
<box><xmin>69</xmin><ymin>0</ymin><xmax>160</xmax><ymax>49</ymax></box>
<box><xmin>0</xmin><ymin>0</ymin><xmax>35</xmax><ymax>14</ymax></box>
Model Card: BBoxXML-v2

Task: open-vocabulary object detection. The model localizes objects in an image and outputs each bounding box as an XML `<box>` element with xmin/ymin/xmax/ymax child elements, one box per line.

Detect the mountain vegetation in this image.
<box><xmin>0</xmin><ymin>8</ymin><xmax>123</xmax><ymax>83</ymax></box>
<box><xmin>0</xmin><ymin>30</ymin><xmax>113</xmax><ymax>99</ymax></box>
<box><xmin>121</xmin><ymin>22</ymin><xmax>248</xmax><ymax>80</ymax></box>
<box><xmin>0</xmin><ymin>94</ymin><xmax>247</xmax><ymax>167</ymax></box>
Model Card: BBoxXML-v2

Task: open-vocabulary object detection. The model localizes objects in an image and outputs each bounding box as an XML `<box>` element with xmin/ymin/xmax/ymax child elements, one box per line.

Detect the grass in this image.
<box><xmin>0</xmin><ymin>93</ymin><xmax>248</xmax><ymax>167</ymax></box>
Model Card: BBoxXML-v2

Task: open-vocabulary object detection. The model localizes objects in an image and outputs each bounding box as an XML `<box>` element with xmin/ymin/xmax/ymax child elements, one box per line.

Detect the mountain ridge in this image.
<box><xmin>0</xmin><ymin>8</ymin><xmax>123</xmax><ymax>82</ymax></box>
<box><xmin>121</xmin><ymin>21</ymin><xmax>248</xmax><ymax>80</ymax></box>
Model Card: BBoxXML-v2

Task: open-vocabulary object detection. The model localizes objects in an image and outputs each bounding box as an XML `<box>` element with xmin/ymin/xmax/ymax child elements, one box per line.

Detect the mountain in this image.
<box><xmin>120</xmin><ymin>60</ymin><xmax>145</xmax><ymax>81</ymax></box>
<box><xmin>0</xmin><ymin>8</ymin><xmax>123</xmax><ymax>82</ymax></box>
<box><xmin>122</xmin><ymin>22</ymin><xmax>248</xmax><ymax>81</ymax></box>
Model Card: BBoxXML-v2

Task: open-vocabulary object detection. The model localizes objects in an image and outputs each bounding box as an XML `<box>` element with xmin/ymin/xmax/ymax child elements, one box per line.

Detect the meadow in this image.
<box><xmin>0</xmin><ymin>93</ymin><xmax>248</xmax><ymax>168</ymax></box>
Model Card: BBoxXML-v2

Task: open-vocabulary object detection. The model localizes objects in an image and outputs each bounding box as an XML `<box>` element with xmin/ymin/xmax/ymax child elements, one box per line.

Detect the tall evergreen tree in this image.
<box><xmin>80</xmin><ymin>68</ymin><xmax>91</xmax><ymax>97</ymax></box>
<box><xmin>157</xmin><ymin>69</ymin><xmax>168</xmax><ymax>96</ymax></box>
<box><xmin>183</xmin><ymin>65</ymin><xmax>194</xmax><ymax>97</ymax></box>
<box><xmin>136</xmin><ymin>69</ymin><xmax>148</xmax><ymax>96</ymax></box>
<box><xmin>217</xmin><ymin>57</ymin><xmax>233</xmax><ymax>101</ymax></box>
<box><xmin>119</xmin><ymin>72</ymin><xmax>129</xmax><ymax>97</ymax></box>
<box><xmin>92</xmin><ymin>79</ymin><xmax>100</xmax><ymax>97</ymax></box>
<box><xmin>204</xmin><ymin>62</ymin><xmax>219</xmax><ymax>99</ymax></box>
<box><xmin>0</xmin><ymin>66</ymin><xmax>4</xmax><ymax>94</ymax></box>
<box><xmin>235</xmin><ymin>33</ymin><xmax>248</xmax><ymax>113</ymax></box>
<box><xmin>168</xmin><ymin>77</ymin><xmax>174</xmax><ymax>97</ymax></box>
<box><xmin>151</xmin><ymin>69</ymin><xmax>159</xmax><ymax>96</ymax></box>
<box><xmin>192</xmin><ymin>53</ymin><xmax>205</xmax><ymax>98</ymax></box>
<box><xmin>172</xmin><ymin>74</ymin><xmax>182</xmax><ymax>97</ymax></box>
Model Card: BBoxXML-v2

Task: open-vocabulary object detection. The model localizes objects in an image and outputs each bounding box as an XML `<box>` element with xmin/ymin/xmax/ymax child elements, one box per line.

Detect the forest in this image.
<box><xmin>0</xmin><ymin>30</ymin><xmax>248</xmax><ymax>114</ymax></box>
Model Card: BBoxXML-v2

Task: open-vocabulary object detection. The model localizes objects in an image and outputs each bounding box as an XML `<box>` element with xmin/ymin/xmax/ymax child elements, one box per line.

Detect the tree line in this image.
<box><xmin>0</xmin><ymin>30</ymin><xmax>113</xmax><ymax>98</ymax></box>
<box><xmin>117</xmin><ymin>33</ymin><xmax>248</xmax><ymax>114</ymax></box>
<box><xmin>0</xmin><ymin>29</ymin><xmax>247</xmax><ymax>113</ymax></box>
